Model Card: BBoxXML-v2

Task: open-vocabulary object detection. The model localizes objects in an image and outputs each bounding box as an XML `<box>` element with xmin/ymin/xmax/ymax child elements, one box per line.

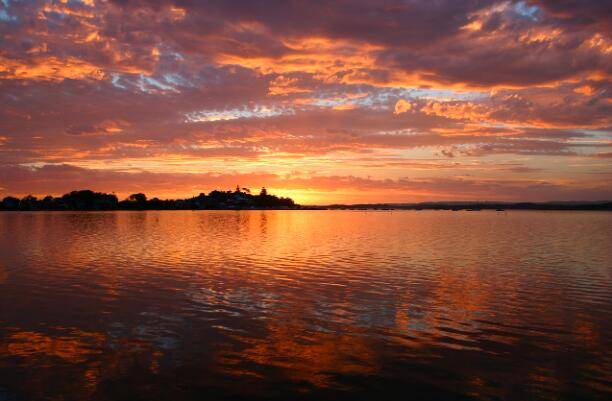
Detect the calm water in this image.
<box><xmin>0</xmin><ymin>211</ymin><xmax>611</xmax><ymax>400</ymax></box>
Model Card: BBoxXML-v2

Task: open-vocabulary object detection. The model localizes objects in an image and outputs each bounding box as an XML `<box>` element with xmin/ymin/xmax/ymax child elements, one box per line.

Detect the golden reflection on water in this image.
<box><xmin>222</xmin><ymin>320</ymin><xmax>380</xmax><ymax>389</ymax></box>
<box><xmin>5</xmin><ymin>329</ymin><xmax>104</xmax><ymax>362</ymax></box>
<box><xmin>0</xmin><ymin>210</ymin><xmax>611</xmax><ymax>400</ymax></box>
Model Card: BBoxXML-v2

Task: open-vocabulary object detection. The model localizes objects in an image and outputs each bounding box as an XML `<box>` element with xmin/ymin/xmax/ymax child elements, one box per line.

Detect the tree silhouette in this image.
<box><xmin>128</xmin><ymin>193</ymin><xmax>147</xmax><ymax>203</ymax></box>
<box><xmin>0</xmin><ymin>187</ymin><xmax>298</xmax><ymax>211</ymax></box>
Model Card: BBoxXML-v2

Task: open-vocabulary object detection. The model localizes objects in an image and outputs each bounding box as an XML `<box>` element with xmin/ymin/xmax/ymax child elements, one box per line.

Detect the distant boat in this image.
<box><xmin>496</xmin><ymin>208</ymin><xmax>505</xmax><ymax>212</ymax></box>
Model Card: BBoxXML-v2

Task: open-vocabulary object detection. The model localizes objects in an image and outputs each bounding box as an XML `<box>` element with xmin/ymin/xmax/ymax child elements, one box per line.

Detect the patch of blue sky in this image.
<box><xmin>513</xmin><ymin>1</ymin><xmax>539</xmax><ymax>21</ymax></box>
<box><xmin>307</xmin><ymin>88</ymin><xmax>488</xmax><ymax>111</ymax></box>
<box><xmin>402</xmin><ymin>88</ymin><xmax>488</xmax><ymax>101</ymax></box>
<box><xmin>110</xmin><ymin>73</ymin><xmax>188</xmax><ymax>93</ymax></box>
<box><xmin>163</xmin><ymin>73</ymin><xmax>194</xmax><ymax>88</ymax></box>
<box><xmin>577</xmin><ymin>129</ymin><xmax>612</xmax><ymax>140</ymax></box>
<box><xmin>568</xmin><ymin>131</ymin><xmax>612</xmax><ymax>149</ymax></box>
<box><xmin>141</xmin><ymin>75</ymin><xmax>177</xmax><ymax>92</ymax></box>
<box><xmin>110</xmin><ymin>74</ymin><xmax>128</xmax><ymax>90</ymax></box>
<box><xmin>489</xmin><ymin>126</ymin><xmax>612</xmax><ymax>142</ymax></box>
<box><xmin>185</xmin><ymin>106</ymin><xmax>293</xmax><ymax>122</ymax></box>
<box><xmin>0</xmin><ymin>7</ymin><xmax>17</xmax><ymax>22</ymax></box>
<box><xmin>308</xmin><ymin>97</ymin><xmax>364</xmax><ymax>108</ymax></box>
<box><xmin>307</xmin><ymin>91</ymin><xmax>397</xmax><ymax>110</ymax></box>
<box><xmin>46</xmin><ymin>9</ymin><xmax>68</xmax><ymax>19</ymax></box>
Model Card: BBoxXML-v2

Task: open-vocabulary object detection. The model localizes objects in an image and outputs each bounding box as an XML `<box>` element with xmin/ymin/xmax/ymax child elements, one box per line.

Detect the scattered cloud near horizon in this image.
<box><xmin>0</xmin><ymin>0</ymin><xmax>610</xmax><ymax>203</ymax></box>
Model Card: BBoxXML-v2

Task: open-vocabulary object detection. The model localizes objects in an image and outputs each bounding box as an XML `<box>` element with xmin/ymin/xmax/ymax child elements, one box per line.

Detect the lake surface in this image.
<box><xmin>0</xmin><ymin>210</ymin><xmax>611</xmax><ymax>400</ymax></box>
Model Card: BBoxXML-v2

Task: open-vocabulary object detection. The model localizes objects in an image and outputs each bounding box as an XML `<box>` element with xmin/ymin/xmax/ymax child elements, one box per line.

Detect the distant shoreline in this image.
<box><xmin>2</xmin><ymin>203</ymin><xmax>611</xmax><ymax>212</ymax></box>
<box><xmin>2</xmin><ymin>207</ymin><xmax>611</xmax><ymax>212</ymax></box>
<box><xmin>2</xmin><ymin>189</ymin><xmax>611</xmax><ymax>211</ymax></box>
<box><xmin>319</xmin><ymin>202</ymin><xmax>612</xmax><ymax>211</ymax></box>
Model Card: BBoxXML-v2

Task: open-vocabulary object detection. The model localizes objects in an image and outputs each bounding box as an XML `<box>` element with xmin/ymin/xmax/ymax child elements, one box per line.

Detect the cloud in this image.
<box><xmin>0</xmin><ymin>0</ymin><xmax>610</xmax><ymax>202</ymax></box>
<box><xmin>0</xmin><ymin>56</ymin><xmax>105</xmax><ymax>81</ymax></box>
<box><xmin>394</xmin><ymin>99</ymin><xmax>412</xmax><ymax>114</ymax></box>
<box><xmin>1</xmin><ymin>164</ymin><xmax>611</xmax><ymax>203</ymax></box>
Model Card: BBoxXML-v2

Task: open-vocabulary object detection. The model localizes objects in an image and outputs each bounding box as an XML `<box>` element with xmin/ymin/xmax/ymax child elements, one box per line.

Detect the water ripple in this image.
<box><xmin>0</xmin><ymin>210</ymin><xmax>611</xmax><ymax>400</ymax></box>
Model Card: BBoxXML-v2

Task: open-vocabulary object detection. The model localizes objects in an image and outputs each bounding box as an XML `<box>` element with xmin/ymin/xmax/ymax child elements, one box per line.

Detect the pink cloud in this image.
<box><xmin>0</xmin><ymin>1</ymin><xmax>610</xmax><ymax>202</ymax></box>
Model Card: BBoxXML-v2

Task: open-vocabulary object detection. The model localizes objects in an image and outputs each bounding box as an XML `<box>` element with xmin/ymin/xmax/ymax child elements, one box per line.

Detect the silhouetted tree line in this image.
<box><xmin>0</xmin><ymin>186</ymin><xmax>296</xmax><ymax>211</ymax></box>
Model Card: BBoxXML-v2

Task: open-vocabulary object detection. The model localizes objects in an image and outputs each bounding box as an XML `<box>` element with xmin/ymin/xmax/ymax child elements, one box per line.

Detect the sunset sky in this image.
<box><xmin>1</xmin><ymin>0</ymin><xmax>611</xmax><ymax>204</ymax></box>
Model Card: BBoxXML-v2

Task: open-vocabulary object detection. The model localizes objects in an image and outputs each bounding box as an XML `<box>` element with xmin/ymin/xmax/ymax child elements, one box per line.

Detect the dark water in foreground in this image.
<box><xmin>0</xmin><ymin>211</ymin><xmax>610</xmax><ymax>401</ymax></box>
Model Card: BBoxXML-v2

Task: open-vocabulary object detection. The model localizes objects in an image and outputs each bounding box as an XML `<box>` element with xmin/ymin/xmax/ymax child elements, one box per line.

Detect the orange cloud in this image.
<box><xmin>268</xmin><ymin>75</ymin><xmax>311</xmax><ymax>96</ymax></box>
<box><xmin>0</xmin><ymin>56</ymin><xmax>105</xmax><ymax>81</ymax></box>
<box><xmin>394</xmin><ymin>99</ymin><xmax>413</xmax><ymax>114</ymax></box>
<box><xmin>573</xmin><ymin>85</ymin><xmax>596</xmax><ymax>96</ymax></box>
<box><xmin>215</xmin><ymin>37</ymin><xmax>382</xmax><ymax>82</ymax></box>
<box><xmin>1</xmin><ymin>0</ymin><xmax>610</xmax><ymax>204</ymax></box>
<box><xmin>421</xmin><ymin>101</ymin><xmax>491</xmax><ymax>122</ymax></box>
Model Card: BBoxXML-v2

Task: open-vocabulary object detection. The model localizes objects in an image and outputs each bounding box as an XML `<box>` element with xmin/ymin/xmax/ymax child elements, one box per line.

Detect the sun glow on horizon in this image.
<box><xmin>0</xmin><ymin>0</ymin><xmax>610</xmax><ymax>202</ymax></box>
